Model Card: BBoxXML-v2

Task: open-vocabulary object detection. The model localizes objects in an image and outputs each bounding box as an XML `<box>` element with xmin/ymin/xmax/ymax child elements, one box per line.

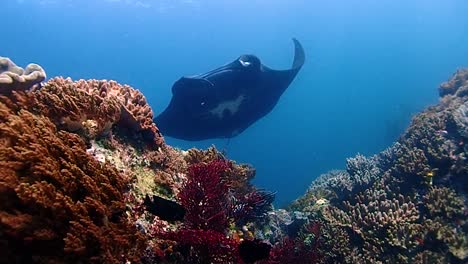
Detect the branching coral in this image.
<box><xmin>345</xmin><ymin>153</ymin><xmax>382</xmax><ymax>192</ymax></box>
<box><xmin>321</xmin><ymin>185</ymin><xmax>423</xmax><ymax>262</ymax></box>
<box><xmin>398</xmin><ymin>111</ymin><xmax>451</xmax><ymax>168</ymax></box>
<box><xmin>423</xmin><ymin>186</ymin><xmax>464</xmax><ymax>219</ymax></box>
<box><xmin>0</xmin><ymin>99</ymin><xmax>145</xmax><ymax>263</ymax></box>
<box><xmin>421</xmin><ymin>187</ymin><xmax>467</xmax><ymax>260</ymax></box>
<box><xmin>291</xmin><ymin>153</ymin><xmax>383</xmax><ymax>208</ymax></box>
<box><xmin>0</xmin><ymin>57</ymin><xmax>46</xmax><ymax>95</ymax></box>
<box><xmin>289</xmin><ymin>69</ymin><xmax>468</xmax><ymax>264</ymax></box>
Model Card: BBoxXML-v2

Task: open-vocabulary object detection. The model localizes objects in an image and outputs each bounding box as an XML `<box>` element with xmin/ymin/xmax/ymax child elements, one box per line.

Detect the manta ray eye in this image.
<box><xmin>239</xmin><ymin>58</ymin><xmax>251</xmax><ymax>67</ymax></box>
<box><xmin>239</xmin><ymin>55</ymin><xmax>253</xmax><ymax>67</ymax></box>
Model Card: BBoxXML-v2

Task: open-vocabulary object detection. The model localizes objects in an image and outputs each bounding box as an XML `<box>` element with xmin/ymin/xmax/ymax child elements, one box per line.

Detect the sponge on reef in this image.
<box><xmin>0</xmin><ymin>57</ymin><xmax>46</xmax><ymax>94</ymax></box>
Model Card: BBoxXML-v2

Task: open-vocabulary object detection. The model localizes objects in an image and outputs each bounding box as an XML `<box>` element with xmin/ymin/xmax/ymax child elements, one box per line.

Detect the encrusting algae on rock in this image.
<box><xmin>0</xmin><ymin>56</ymin><xmax>466</xmax><ymax>263</ymax></box>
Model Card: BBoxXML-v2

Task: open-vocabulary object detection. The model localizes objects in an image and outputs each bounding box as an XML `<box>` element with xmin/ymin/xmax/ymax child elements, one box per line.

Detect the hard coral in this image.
<box><xmin>454</xmin><ymin>102</ymin><xmax>468</xmax><ymax>138</ymax></box>
<box><xmin>0</xmin><ymin>56</ymin><xmax>46</xmax><ymax>95</ymax></box>
<box><xmin>11</xmin><ymin>77</ymin><xmax>121</xmax><ymax>139</ymax></box>
<box><xmin>0</xmin><ymin>99</ymin><xmax>145</xmax><ymax>263</ymax></box>
<box><xmin>73</xmin><ymin>78</ymin><xmax>164</xmax><ymax>147</ymax></box>
<box><xmin>439</xmin><ymin>68</ymin><xmax>468</xmax><ymax>97</ymax></box>
<box><xmin>288</xmin><ymin>69</ymin><xmax>468</xmax><ymax>264</ymax></box>
<box><xmin>8</xmin><ymin>77</ymin><xmax>163</xmax><ymax>148</ymax></box>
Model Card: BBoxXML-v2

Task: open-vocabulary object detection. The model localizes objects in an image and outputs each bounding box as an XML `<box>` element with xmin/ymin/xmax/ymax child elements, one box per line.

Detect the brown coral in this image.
<box><xmin>289</xmin><ymin>69</ymin><xmax>468</xmax><ymax>264</ymax></box>
<box><xmin>73</xmin><ymin>78</ymin><xmax>164</xmax><ymax>147</ymax></box>
<box><xmin>0</xmin><ymin>98</ymin><xmax>145</xmax><ymax>263</ymax></box>
<box><xmin>423</xmin><ymin>186</ymin><xmax>464</xmax><ymax>219</ymax></box>
<box><xmin>7</xmin><ymin>77</ymin><xmax>164</xmax><ymax>148</ymax></box>
<box><xmin>185</xmin><ymin>146</ymin><xmax>256</xmax><ymax>194</ymax></box>
<box><xmin>319</xmin><ymin>181</ymin><xmax>424</xmax><ymax>263</ymax></box>
<box><xmin>422</xmin><ymin>187</ymin><xmax>467</xmax><ymax>260</ymax></box>
<box><xmin>0</xmin><ymin>57</ymin><xmax>46</xmax><ymax>95</ymax></box>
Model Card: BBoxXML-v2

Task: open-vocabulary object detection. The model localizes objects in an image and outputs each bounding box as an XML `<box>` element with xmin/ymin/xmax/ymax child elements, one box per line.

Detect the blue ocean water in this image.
<box><xmin>3</xmin><ymin>0</ymin><xmax>467</xmax><ymax>206</ymax></box>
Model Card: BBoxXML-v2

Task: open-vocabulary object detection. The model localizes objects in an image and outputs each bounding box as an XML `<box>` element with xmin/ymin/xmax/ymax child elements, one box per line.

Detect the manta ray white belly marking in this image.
<box><xmin>209</xmin><ymin>94</ymin><xmax>246</xmax><ymax>119</ymax></box>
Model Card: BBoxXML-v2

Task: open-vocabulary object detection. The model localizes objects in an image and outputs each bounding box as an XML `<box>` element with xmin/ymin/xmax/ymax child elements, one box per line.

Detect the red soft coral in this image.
<box><xmin>154</xmin><ymin>160</ymin><xmax>240</xmax><ymax>263</ymax></box>
<box><xmin>178</xmin><ymin>159</ymin><xmax>231</xmax><ymax>232</ymax></box>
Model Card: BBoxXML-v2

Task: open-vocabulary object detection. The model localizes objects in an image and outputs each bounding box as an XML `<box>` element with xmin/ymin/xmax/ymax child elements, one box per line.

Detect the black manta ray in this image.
<box><xmin>155</xmin><ymin>38</ymin><xmax>305</xmax><ymax>141</ymax></box>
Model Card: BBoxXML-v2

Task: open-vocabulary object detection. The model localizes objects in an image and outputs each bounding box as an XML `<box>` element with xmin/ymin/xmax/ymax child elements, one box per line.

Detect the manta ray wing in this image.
<box><xmin>155</xmin><ymin>38</ymin><xmax>305</xmax><ymax>141</ymax></box>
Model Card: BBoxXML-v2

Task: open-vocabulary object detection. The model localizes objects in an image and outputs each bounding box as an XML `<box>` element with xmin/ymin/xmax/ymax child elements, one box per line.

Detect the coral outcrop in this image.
<box><xmin>439</xmin><ymin>68</ymin><xmax>468</xmax><ymax>97</ymax></box>
<box><xmin>289</xmin><ymin>69</ymin><xmax>468</xmax><ymax>263</ymax></box>
<box><xmin>6</xmin><ymin>77</ymin><xmax>163</xmax><ymax>148</ymax></box>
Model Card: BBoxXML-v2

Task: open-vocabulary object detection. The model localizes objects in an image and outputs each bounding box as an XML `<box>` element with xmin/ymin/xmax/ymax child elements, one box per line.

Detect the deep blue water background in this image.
<box><xmin>3</xmin><ymin>0</ymin><xmax>468</xmax><ymax>206</ymax></box>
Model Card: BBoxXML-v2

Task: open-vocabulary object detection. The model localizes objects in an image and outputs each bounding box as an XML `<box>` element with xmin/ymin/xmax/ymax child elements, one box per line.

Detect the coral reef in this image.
<box><xmin>289</xmin><ymin>69</ymin><xmax>468</xmax><ymax>263</ymax></box>
<box><xmin>0</xmin><ymin>98</ymin><xmax>145</xmax><ymax>263</ymax></box>
<box><xmin>1</xmin><ymin>55</ymin><xmax>466</xmax><ymax>263</ymax></box>
<box><xmin>0</xmin><ymin>57</ymin><xmax>46</xmax><ymax>95</ymax></box>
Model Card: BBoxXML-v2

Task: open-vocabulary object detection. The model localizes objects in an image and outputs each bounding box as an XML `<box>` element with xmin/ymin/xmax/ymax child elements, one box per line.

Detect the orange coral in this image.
<box><xmin>73</xmin><ymin>78</ymin><xmax>164</xmax><ymax>147</ymax></box>
<box><xmin>0</xmin><ymin>97</ymin><xmax>145</xmax><ymax>263</ymax></box>
<box><xmin>7</xmin><ymin>77</ymin><xmax>163</xmax><ymax>148</ymax></box>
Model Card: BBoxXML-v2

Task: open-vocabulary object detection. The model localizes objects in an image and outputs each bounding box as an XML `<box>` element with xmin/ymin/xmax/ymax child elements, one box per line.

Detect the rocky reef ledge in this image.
<box><xmin>0</xmin><ymin>57</ymin><xmax>466</xmax><ymax>263</ymax></box>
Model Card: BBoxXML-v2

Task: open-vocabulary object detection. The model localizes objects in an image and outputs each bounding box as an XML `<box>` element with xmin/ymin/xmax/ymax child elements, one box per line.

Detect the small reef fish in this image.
<box><xmin>143</xmin><ymin>195</ymin><xmax>186</xmax><ymax>221</ymax></box>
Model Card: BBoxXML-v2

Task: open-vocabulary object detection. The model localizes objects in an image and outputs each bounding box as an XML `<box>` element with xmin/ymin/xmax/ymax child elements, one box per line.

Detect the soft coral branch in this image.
<box><xmin>178</xmin><ymin>159</ymin><xmax>231</xmax><ymax>232</ymax></box>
